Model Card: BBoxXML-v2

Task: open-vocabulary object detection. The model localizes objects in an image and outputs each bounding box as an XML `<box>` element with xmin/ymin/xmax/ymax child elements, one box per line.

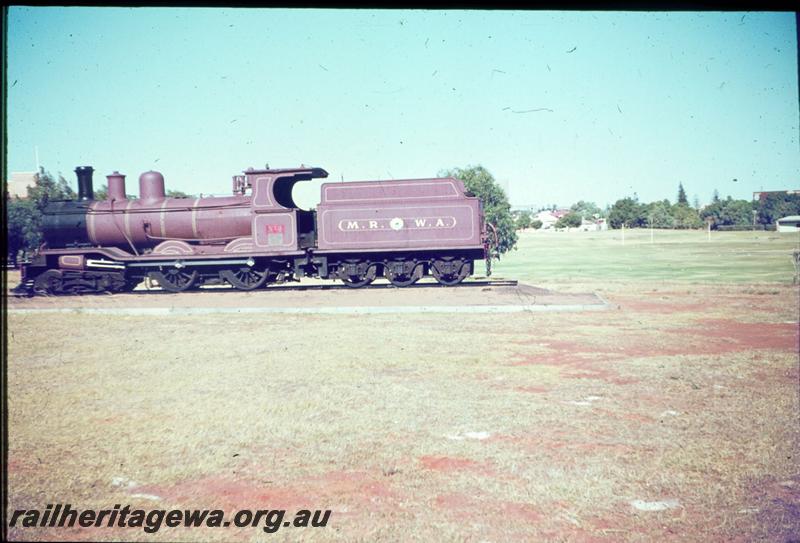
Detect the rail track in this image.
<box><xmin>10</xmin><ymin>278</ymin><xmax>518</xmax><ymax>298</ymax></box>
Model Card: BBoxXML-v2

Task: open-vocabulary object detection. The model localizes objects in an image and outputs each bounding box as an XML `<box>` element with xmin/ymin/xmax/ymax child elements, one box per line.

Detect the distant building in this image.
<box><xmin>776</xmin><ymin>215</ymin><xmax>800</xmax><ymax>233</ymax></box>
<box><xmin>753</xmin><ymin>189</ymin><xmax>800</xmax><ymax>202</ymax></box>
<box><xmin>536</xmin><ymin>211</ymin><xmax>556</xmax><ymax>229</ymax></box>
<box><xmin>580</xmin><ymin>217</ymin><xmax>608</xmax><ymax>231</ymax></box>
<box><xmin>536</xmin><ymin>209</ymin><xmax>571</xmax><ymax>230</ymax></box>
<box><xmin>5</xmin><ymin>171</ymin><xmax>38</xmax><ymax>198</ymax></box>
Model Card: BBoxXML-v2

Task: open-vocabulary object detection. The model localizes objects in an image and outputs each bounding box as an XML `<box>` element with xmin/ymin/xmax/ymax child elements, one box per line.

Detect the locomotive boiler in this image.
<box><xmin>19</xmin><ymin>165</ymin><xmax>489</xmax><ymax>295</ymax></box>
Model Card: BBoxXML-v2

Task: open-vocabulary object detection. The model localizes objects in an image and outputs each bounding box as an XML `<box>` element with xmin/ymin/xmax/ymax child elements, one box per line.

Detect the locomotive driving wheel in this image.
<box><xmin>149</xmin><ymin>267</ymin><xmax>199</xmax><ymax>292</ymax></box>
<box><xmin>385</xmin><ymin>261</ymin><xmax>423</xmax><ymax>287</ymax></box>
<box><xmin>431</xmin><ymin>257</ymin><xmax>470</xmax><ymax>286</ymax></box>
<box><xmin>339</xmin><ymin>260</ymin><xmax>378</xmax><ymax>288</ymax></box>
<box><xmin>220</xmin><ymin>266</ymin><xmax>269</xmax><ymax>291</ymax></box>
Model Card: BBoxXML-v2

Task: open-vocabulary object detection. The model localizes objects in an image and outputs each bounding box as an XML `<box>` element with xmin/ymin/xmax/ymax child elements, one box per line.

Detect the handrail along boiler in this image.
<box><xmin>20</xmin><ymin>165</ymin><xmax>490</xmax><ymax>294</ymax></box>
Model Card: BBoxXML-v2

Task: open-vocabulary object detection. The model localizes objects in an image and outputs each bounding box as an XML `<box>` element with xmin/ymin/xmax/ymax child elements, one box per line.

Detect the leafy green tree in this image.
<box><xmin>27</xmin><ymin>168</ymin><xmax>76</xmax><ymax>210</ymax></box>
<box><xmin>677</xmin><ymin>183</ymin><xmax>688</xmax><ymax>206</ymax></box>
<box><xmin>515</xmin><ymin>210</ymin><xmax>533</xmax><ymax>230</ymax></box>
<box><xmin>439</xmin><ymin>165</ymin><xmax>517</xmax><ymax>257</ymax></box>
<box><xmin>608</xmin><ymin>197</ymin><xmax>646</xmax><ymax>229</ymax></box>
<box><xmin>570</xmin><ymin>200</ymin><xmax>602</xmax><ymax>219</ymax></box>
<box><xmin>701</xmin><ymin>196</ymin><xmax>754</xmax><ymax>229</ymax></box>
<box><xmin>6</xmin><ymin>168</ymin><xmax>77</xmax><ymax>262</ymax></box>
<box><xmin>646</xmin><ymin>200</ymin><xmax>675</xmax><ymax>228</ymax></box>
<box><xmin>712</xmin><ymin>189</ymin><xmax>720</xmax><ymax>204</ymax></box>
<box><xmin>6</xmin><ymin>198</ymin><xmax>41</xmax><ymax>264</ymax></box>
<box><xmin>671</xmin><ymin>203</ymin><xmax>703</xmax><ymax>229</ymax></box>
<box><xmin>531</xmin><ymin>219</ymin><xmax>543</xmax><ymax>230</ymax></box>
<box><xmin>94</xmin><ymin>184</ymin><xmax>108</xmax><ymax>200</ymax></box>
<box><xmin>555</xmin><ymin>212</ymin><xmax>582</xmax><ymax>229</ymax></box>
<box><xmin>756</xmin><ymin>192</ymin><xmax>800</xmax><ymax>227</ymax></box>
<box><xmin>719</xmin><ymin>199</ymin><xmax>755</xmax><ymax>227</ymax></box>
<box><xmin>670</xmin><ymin>182</ymin><xmax>702</xmax><ymax>229</ymax></box>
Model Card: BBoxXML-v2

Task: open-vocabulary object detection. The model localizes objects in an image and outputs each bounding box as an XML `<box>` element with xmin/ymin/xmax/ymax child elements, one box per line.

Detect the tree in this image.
<box><xmin>712</xmin><ymin>189</ymin><xmax>720</xmax><ymax>204</ymax></box>
<box><xmin>94</xmin><ymin>184</ymin><xmax>108</xmax><ymax>200</ymax></box>
<box><xmin>756</xmin><ymin>192</ymin><xmax>800</xmax><ymax>227</ymax></box>
<box><xmin>6</xmin><ymin>198</ymin><xmax>40</xmax><ymax>265</ymax></box>
<box><xmin>515</xmin><ymin>210</ymin><xmax>533</xmax><ymax>230</ymax></box>
<box><xmin>555</xmin><ymin>211</ymin><xmax>582</xmax><ymax>229</ymax></box>
<box><xmin>570</xmin><ymin>200</ymin><xmax>602</xmax><ymax>219</ymax></box>
<box><xmin>701</xmin><ymin>196</ymin><xmax>754</xmax><ymax>229</ymax></box>
<box><xmin>439</xmin><ymin>165</ymin><xmax>518</xmax><ymax>257</ymax></box>
<box><xmin>6</xmin><ymin>168</ymin><xmax>78</xmax><ymax>263</ymax></box>
<box><xmin>719</xmin><ymin>199</ymin><xmax>754</xmax><ymax>227</ymax></box>
<box><xmin>27</xmin><ymin>167</ymin><xmax>76</xmax><ymax>210</ymax></box>
<box><xmin>608</xmin><ymin>197</ymin><xmax>646</xmax><ymax>229</ymax></box>
<box><xmin>677</xmin><ymin>183</ymin><xmax>688</xmax><ymax>206</ymax></box>
<box><xmin>531</xmin><ymin>219</ymin><xmax>543</xmax><ymax>230</ymax></box>
<box><xmin>646</xmin><ymin>200</ymin><xmax>675</xmax><ymax>228</ymax></box>
<box><xmin>671</xmin><ymin>203</ymin><xmax>703</xmax><ymax>229</ymax></box>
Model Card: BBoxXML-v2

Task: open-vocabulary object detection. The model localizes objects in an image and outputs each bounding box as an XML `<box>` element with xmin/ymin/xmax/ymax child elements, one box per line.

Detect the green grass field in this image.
<box><xmin>493</xmin><ymin>229</ymin><xmax>800</xmax><ymax>284</ymax></box>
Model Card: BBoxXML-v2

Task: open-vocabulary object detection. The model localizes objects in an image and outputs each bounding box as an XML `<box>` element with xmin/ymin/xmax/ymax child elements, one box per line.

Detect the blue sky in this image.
<box><xmin>7</xmin><ymin>7</ymin><xmax>799</xmax><ymax>209</ymax></box>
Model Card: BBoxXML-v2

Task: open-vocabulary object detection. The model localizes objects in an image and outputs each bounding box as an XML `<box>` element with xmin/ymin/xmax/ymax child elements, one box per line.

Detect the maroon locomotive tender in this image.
<box><xmin>19</xmin><ymin>165</ymin><xmax>490</xmax><ymax>294</ymax></box>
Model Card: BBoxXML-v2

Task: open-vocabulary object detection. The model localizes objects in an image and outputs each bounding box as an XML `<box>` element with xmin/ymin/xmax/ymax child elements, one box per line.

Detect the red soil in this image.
<box><xmin>419</xmin><ymin>455</ymin><xmax>487</xmax><ymax>472</ymax></box>
<box><xmin>508</xmin><ymin>350</ymin><xmax>638</xmax><ymax>385</ymax></box>
<box><xmin>617</xmin><ymin>299</ymin><xmax>709</xmax><ymax>313</ymax></box>
<box><xmin>419</xmin><ymin>456</ymin><xmax>496</xmax><ymax>476</ymax></box>
<box><xmin>507</xmin><ymin>317</ymin><xmax>796</xmax><ymax>386</ymax></box>
<box><xmin>513</xmin><ymin>385</ymin><xmax>551</xmax><ymax>393</ymax></box>
<box><xmin>674</xmin><ymin>319</ymin><xmax>798</xmax><ymax>353</ymax></box>
<box><xmin>136</xmin><ymin>470</ymin><xmax>399</xmax><ymax>513</ymax></box>
<box><xmin>432</xmin><ymin>493</ymin><xmax>542</xmax><ymax>524</ymax></box>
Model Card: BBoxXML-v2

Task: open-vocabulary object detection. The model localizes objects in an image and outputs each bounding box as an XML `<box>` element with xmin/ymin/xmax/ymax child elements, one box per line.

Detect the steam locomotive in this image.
<box><xmin>18</xmin><ymin>165</ymin><xmax>489</xmax><ymax>295</ymax></box>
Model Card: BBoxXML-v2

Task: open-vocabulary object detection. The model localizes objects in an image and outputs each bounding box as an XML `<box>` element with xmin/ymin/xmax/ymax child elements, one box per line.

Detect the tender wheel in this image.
<box><xmin>431</xmin><ymin>258</ymin><xmax>470</xmax><ymax>286</ymax></box>
<box><xmin>220</xmin><ymin>266</ymin><xmax>269</xmax><ymax>291</ymax></box>
<box><xmin>385</xmin><ymin>261</ymin><xmax>423</xmax><ymax>287</ymax></box>
<box><xmin>149</xmin><ymin>268</ymin><xmax>198</xmax><ymax>292</ymax></box>
<box><xmin>339</xmin><ymin>261</ymin><xmax>377</xmax><ymax>288</ymax></box>
<box><xmin>33</xmin><ymin>270</ymin><xmax>64</xmax><ymax>295</ymax></box>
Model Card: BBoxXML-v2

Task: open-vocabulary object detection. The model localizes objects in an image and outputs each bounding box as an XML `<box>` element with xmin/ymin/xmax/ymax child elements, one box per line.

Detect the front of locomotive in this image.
<box><xmin>38</xmin><ymin>167</ymin><xmax>97</xmax><ymax>250</ymax></box>
<box><xmin>18</xmin><ymin>165</ymin><xmax>253</xmax><ymax>294</ymax></box>
<box><xmin>16</xmin><ymin>167</ymin><xmax>96</xmax><ymax>290</ymax></box>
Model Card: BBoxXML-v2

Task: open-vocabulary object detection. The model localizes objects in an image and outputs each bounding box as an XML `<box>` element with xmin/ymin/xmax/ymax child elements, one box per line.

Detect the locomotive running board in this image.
<box><xmin>126</xmin><ymin>259</ymin><xmax>251</xmax><ymax>267</ymax></box>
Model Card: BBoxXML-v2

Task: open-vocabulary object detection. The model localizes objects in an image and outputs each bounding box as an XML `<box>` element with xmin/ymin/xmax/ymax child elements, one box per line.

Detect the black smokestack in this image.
<box><xmin>75</xmin><ymin>166</ymin><xmax>94</xmax><ymax>200</ymax></box>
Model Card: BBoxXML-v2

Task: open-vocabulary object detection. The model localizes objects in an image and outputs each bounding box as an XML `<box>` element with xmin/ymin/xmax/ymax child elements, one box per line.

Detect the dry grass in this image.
<box><xmin>6</xmin><ymin>283</ymin><xmax>799</xmax><ymax>542</ymax></box>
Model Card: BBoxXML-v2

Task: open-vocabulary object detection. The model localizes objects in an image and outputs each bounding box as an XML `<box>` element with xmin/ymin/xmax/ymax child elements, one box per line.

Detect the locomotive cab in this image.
<box><xmin>238</xmin><ymin>166</ymin><xmax>328</xmax><ymax>250</ymax></box>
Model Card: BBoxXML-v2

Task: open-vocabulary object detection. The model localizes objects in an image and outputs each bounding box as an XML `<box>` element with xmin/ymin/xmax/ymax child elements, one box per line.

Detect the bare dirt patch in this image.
<box><xmin>675</xmin><ymin>319</ymin><xmax>799</xmax><ymax>352</ymax></box>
